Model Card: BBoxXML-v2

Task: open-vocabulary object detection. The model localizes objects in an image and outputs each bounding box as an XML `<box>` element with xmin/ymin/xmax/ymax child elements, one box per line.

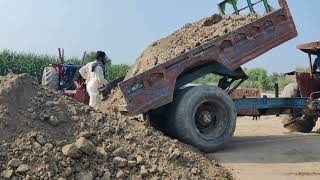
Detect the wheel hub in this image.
<box><xmin>193</xmin><ymin>100</ymin><xmax>229</xmax><ymax>140</ymax></box>
<box><xmin>195</xmin><ymin>104</ymin><xmax>217</xmax><ymax>134</ymax></box>
<box><xmin>198</xmin><ymin>111</ymin><xmax>214</xmax><ymax>125</ymax></box>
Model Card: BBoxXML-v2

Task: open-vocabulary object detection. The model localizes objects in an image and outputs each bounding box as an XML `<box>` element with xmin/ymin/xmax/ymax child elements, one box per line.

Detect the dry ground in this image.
<box><xmin>0</xmin><ymin>74</ymin><xmax>232</xmax><ymax>179</ymax></box>
<box><xmin>207</xmin><ymin>116</ymin><xmax>320</xmax><ymax>180</ymax></box>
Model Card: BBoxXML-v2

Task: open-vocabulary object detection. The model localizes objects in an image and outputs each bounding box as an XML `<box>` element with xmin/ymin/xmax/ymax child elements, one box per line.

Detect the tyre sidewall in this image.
<box><xmin>172</xmin><ymin>85</ymin><xmax>236</xmax><ymax>152</ymax></box>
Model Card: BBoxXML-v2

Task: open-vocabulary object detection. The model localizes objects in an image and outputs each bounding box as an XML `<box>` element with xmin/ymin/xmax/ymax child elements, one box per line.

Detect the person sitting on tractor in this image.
<box><xmin>79</xmin><ymin>51</ymin><xmax>109</xmax><ymax>110</ymax></box>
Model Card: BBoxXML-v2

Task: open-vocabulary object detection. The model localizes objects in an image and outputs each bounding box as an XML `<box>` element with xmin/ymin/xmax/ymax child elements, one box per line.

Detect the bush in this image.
<box><xmin>193</xmin><ymin>74</ymin><xmax>220</xmax><ymax>85</ymax></box>
<box><xmin>105</xmin><ymin>64</ymin><xmax>130</xmax><ymax>81</ymax></box>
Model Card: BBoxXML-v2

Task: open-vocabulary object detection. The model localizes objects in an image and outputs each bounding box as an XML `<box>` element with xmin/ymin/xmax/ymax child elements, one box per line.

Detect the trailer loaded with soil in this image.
<box><xmin>117</xmin><ymin>0</ymin><xmax>300</xmax><ymax>152</ymax></box>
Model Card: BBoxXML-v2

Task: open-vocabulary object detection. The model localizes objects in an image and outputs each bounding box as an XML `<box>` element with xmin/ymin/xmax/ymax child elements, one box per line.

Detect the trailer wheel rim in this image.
<box><xmin>193</xmin><ymin>100</ymin><xmax>227</xmax><ymax>140</ymax></box>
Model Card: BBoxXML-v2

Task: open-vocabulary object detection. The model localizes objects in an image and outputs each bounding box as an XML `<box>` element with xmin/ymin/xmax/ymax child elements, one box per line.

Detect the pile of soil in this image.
<box><xmin>126</xmin><ymin>13</ymin><xmax>257</xmax><ymax>79</ymax></box>
<box><xmin>0</xmin><ymin>74</ymin><xmax>232</xmax><ymax>179</ymax></box>
<box><xmin>100</xmin><ymin>13</ymin><xmax>258</xmax><ymax>112</ymax></box>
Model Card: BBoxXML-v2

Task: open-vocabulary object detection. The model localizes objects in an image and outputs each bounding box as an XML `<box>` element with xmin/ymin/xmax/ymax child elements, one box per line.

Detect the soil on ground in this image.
<box><xmin>209</xmin><ymin>116</ymin><xmax>320</xmax><ymax>180</ymax></box>
<box><xmin>1</xmin><ymin>13</ymin><xmax>260</xmax><ymax>180</ymax></box>
<box><xmin>0</xmin><ymin>74</ymin><xmax>232</xmax><ymax>180</ymax></box>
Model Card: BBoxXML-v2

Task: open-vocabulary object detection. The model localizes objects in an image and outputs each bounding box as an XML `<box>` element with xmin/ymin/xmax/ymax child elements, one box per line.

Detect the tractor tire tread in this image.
<box><xmin>169</xmin><ymin>85</ymin><xmax>236</xmax><ymax>153</ymax></box>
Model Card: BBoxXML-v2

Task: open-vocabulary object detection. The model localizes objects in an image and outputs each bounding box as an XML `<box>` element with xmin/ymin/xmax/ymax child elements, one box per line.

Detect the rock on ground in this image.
<box><xmin>1</xmin><ymin>169</ymin><xmax>13</xmax><ymax>179</ymax></box>
<box><xmin>16</xmin><ymin>164</ymin><xmax>30</xmax><ymax>173</ymax></box>
<box><xmin>75</xmin><ymin>137</ymin><xmax>96</xmax><ymax>155</ymax></box>
<box><xmin>0</xmin><ymin>74</ymin><xmax>232</xmax><ymax>178</ymax></box>
<box><xmin>7</xmin><ymin>158</ymin><xmax>21</xmax><ymax>168</ymax></box>
<box><xmin>62</xmin><ymin>143</ymin><xmax>80</xmax><ymax>158</ymax></box>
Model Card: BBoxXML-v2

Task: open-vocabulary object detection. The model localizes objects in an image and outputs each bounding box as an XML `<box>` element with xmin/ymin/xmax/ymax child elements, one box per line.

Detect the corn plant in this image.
<box><xmin>0</xmin><ymin>50</ymin><xmax>130</xmax><ymax>83</ymax></box>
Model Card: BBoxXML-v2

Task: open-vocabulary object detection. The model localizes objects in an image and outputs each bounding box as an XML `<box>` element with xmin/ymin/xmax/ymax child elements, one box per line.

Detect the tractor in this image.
<box><xmin>41</xmin><ymin>48</ymin><xmax>90</xmax><ymax>104</ymax></box>
<box><xmin>282</xmin><ymin>41</ymin><xmax>320</xmax><ymax>133</ymax></box>
<box><xmin>41</xmin><ymin>48</ymin><xmax>123</xmax><ymax>104</ymax></box>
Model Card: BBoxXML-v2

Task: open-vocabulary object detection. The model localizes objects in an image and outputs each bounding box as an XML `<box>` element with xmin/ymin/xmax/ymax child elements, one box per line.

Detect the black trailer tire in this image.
<box><xmin>282</xmin><ymin>83</ymin><xmax>317</xmax><ymax>132</ymax></box>
<box><xmin>42</xmin><ymin>67</ymin><xmax>59</xmax><ymax>90</ymax></box>
<box><xmin>169</xmin><ymin>85</ymin><xmax>236</xmax><ymax>153</ymax></box>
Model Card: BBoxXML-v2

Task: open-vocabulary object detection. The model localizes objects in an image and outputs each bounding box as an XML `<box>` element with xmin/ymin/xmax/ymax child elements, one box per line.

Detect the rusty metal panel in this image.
<box><xmin>120</xmin><ymin>0</ymin><xmax>297</xmax><ymax>115</ymax></box>
<box><xmin>297</xmin><ymin>41</ymin><xmax>320</xmax><ymax>55</ymax></box>
<box><xmin>231</xmin><ymin>88</ymin><xmax>261</xmax><ymax>116</ymax></box>
<box><xmin>296</xmin><ymin>73</ymin><xmax>320</xmax><ymax>98</ymax></box>
<box><xmin>230</xmin><ymin>88</ymin><xmax>260</xmax><ymax>99</ymax></box>
<box><xmin>296</xmin><ymin>72</ymin><xmax>312</xmax><ymax>97</ymax></box>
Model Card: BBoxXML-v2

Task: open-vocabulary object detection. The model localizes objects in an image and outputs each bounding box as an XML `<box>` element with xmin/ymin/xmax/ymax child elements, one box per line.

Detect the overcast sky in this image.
<box><xmin>0</xmin><ymin>0</ymin><xmax>318</xmax><ymax>73</ymax></box>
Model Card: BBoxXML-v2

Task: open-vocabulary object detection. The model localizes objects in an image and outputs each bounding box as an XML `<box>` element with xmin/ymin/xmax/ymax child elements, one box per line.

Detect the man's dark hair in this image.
<box><xmin>96</xmin><ymin>51</ymin><xmax>106</xmax><ymax>60</ymax></box>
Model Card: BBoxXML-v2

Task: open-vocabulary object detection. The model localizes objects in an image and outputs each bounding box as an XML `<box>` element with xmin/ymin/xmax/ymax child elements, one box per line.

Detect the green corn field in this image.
<box><xmin>0</xmin><ymin>49</ymin><xmax>56</xmax><ymax>81</ymax></box>
<box><xmin>0</xmin><ymin>49</ymin><xmax>130</xmax><ymax>83</ymax></box>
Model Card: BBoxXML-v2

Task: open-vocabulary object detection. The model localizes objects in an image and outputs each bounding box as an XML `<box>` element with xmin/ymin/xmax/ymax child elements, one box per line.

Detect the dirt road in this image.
<box><xmin>207</xmin><ymin>116</ymin><xmax>320</xmax><ymax>180</ymax></box>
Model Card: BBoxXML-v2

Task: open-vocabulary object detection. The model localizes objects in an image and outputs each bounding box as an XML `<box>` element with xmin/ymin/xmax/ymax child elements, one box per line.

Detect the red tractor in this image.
<box><xmin>41</xmin><ymin>48</ymin><xmax>123</xmax><ymax>104</ymax></box>
<box><xmin>41</xmin><ymin>48</ymin><xmax>90</xmax><ymax>104</ymax></box>
<box><xmin>282</xmin><ymin>41</ymin><xmax>320</xmax><ymax>132</ymax></box>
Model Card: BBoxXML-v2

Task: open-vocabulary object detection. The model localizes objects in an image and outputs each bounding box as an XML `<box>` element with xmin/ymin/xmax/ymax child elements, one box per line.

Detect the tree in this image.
<box><xmin>269</xmin><ymin>72</ymin><xmax>282</xmax><ymax>82</ymax></box>
<box><xmin>244</xmin><ymin>68</ymin><xmax>273</xmax><ymax>91</ymax></box>
<box><xmin>105</xmin><ymin>64</ymin><xmax>131</xmax><ymax>81</ymax></box>
<box><xmin>193</xmin><ymin>74</ymin><xmax>221</xmax><ymax>85</ymax></box>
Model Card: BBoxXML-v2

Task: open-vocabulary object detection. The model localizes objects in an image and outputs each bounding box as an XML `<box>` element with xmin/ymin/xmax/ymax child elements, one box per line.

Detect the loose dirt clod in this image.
<box><xmin>0</xmin><ymin>74</ymin><xmax>232</xmax><ymax>179</ymax></box>
<box><xmin>100</xmin><ymin>13</ymin><xmax>258</xmax><ymax>112</ymax></box>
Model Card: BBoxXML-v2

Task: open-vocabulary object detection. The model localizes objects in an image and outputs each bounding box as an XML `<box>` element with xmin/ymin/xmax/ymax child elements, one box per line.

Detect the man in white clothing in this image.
<box><xmin>79</xmin><ymin>51</ymin><xmax>109</xmax><ymax>109</ymax></box>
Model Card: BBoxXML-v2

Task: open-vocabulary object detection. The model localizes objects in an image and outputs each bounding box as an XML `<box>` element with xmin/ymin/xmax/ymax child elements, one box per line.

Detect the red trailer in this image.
<box><xmin>119</xmin><ymin>0</ymin><xmax>299</xmax><ymax>152</ymax></box>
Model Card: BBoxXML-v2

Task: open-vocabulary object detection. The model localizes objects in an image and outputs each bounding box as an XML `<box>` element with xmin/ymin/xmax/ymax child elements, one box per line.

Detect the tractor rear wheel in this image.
<box><xmin>282</xmin><ymin>83</ymin><xmax>317</xmax><ymax>132</ymax></box>
<box><xmin>42</xmin><ymin>67</ymin><xmax>59</xmax><ymax>90</ymax></box>
<box><xmin>169</xmin><ymin>85</ymin><xmax>236</xmax><ymax>153</ymax></box>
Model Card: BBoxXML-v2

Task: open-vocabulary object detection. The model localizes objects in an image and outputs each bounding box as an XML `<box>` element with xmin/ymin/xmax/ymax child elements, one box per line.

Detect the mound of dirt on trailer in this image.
<box><xmin>0</xmin><ymin>74</ymin><xmax>232</xmax><ymax>179</ymax></box>
<box><xmin>100</xmin><ymin>13</ymin><xmax>258</xmax><ymax>112</ymax></box>
<box><xmin>125</xmin><ymin>13</ymin><xmax>257</xmax><ymax>79</ymax></box>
